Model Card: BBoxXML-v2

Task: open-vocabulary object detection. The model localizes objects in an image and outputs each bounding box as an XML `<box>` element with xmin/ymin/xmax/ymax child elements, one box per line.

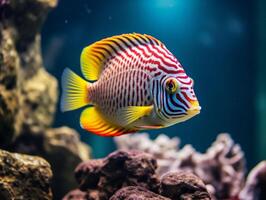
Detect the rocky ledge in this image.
<box><xmin>63</xmin><ymin>150</ymin><xmax>211</xmax><ymax>200</ymax></box>
<box><xmin>0</xmin><ymin>149</ymin><xmax>53</xmax><ymax>200</ymax></box>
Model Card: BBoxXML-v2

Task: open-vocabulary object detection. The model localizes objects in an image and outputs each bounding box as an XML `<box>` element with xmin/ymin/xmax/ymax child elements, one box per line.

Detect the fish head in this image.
<box><xmin>152</xmin><ymin>72</ymin><xmax>201</xmax><ymax>126</ymax></box>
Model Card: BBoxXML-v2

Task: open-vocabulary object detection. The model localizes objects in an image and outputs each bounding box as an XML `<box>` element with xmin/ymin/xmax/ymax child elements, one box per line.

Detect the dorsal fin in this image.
<box><xmin>80</xmin><ymin>33</ymin><xmax>162</xmax><ymax>81</ymax></box>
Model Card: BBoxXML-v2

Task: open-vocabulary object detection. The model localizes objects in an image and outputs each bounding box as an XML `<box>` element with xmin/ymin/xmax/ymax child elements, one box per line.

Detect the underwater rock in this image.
<box><xmin>64</xmin><ymin>150</ymin><xmax>211</xmax><ymax>200</ymax></box>
<box><xmin>74</xmin><ymin>150</ymin><xmax>159</xmax><ymax>199</ymax></box>
<box><xmin>115</xmin><ymin>133</ymin><xmax>246</xmax><ymax>199</ymax></box>
<box><xmin>239</xmin><ymin>161</ymin><xmax>266</xmax><ymax>200</ymax></box>
<box><xmin>10</xmin><ymin>126</ymin><xmax>91</xmax><ymax>200</ymax></box>
<box><xmin>115</xmin><ymin>134</ymin><xmax>180</xmax><ymax>175</ymax></box>
<box><xmin>0</xmin><ymin>0</ymin><xmax>58</xmax><ymax>147</ymax></box>
<box><xmin>110</xmin><ymin>186</ymin><xmax>170</xmax><ymax>200</ymax></box>
<box><xmin>0</xmin><ymin>149</ymin><xmax>52</xmax><ymax>200</ymax></box>
<box><xmin>62</xmin><ymin>189</ymin><xmax>88</xmax><ymax>200</ymax></box>
<box><xmin>0</xmin><ymin>0</ymin><xmax>92</xmax><ymax>199</ymax></box>
<box><xmin>75</xmin><ymin>159</ymin><xmax>104</xmax><ymax>190</ymax></box>
<box><xmin>159</xmin><ymin>172</ymin><xmax>211</xmax><ymax>200</ymax></box>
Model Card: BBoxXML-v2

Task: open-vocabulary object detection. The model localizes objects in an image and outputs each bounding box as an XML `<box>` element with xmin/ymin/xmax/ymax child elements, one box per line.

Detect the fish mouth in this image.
<box><xmin>186</xmin><ymin>100</ymin><xmax>201</xmax><ymax>116</ymax></box>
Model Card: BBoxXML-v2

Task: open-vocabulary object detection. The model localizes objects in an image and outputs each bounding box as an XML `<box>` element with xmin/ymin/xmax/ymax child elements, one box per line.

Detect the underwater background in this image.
<box><xmin>42</xmin><ymin>0</ymin><xmax>264</xmax><ymax>168</ymax></box>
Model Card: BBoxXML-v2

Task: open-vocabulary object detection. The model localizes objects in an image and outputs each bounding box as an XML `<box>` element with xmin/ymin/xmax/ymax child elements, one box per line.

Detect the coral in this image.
<box><xmin>239</xmin><ymin>161</ymin><xmax>266</xmax><ymax>200</ymax></box>
<box><xmin>115</xmin><ymin>133</ymin><xmax>246</xmax><ymax>199</ymax></box>
<box><xmin>0</xmin><ymin>149</ymin><xmax>52</xmax><ymax>200</ymax></box>
<box><xmin>0</xmin><ymin>1</ymin><xmax>91</xmax><ymax>199</ymax></box>
<box><xmin>63</xmin><ymin>150</ymin><xmax>211</xmax><ymax>200</ymax></box>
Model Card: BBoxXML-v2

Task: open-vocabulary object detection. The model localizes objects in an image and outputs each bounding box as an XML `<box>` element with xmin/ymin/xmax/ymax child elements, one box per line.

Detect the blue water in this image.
<box><xmin>42</xmin><ymin>0</ymin><xmax>256</xmax><ymax>167</ymax></box>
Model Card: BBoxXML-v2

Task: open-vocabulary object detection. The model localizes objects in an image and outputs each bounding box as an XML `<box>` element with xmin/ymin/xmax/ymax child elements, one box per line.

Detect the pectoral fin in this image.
<box><xmin>117</xmin><ymin>105</ymin><xmax>153</xmax><ymax>126</ymax></box>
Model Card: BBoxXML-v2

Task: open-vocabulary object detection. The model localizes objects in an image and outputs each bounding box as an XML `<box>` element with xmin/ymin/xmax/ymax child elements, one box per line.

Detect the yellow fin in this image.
<box><xmin>118</xmin><ymin>105</ymin><xmax>153</xmax><ymax>127</ymax></box>
<box><xmin>137</xmin><ymin>125</ymin><xmax>163</xmax><ymax>129</ymax></box>
<box><xmin>80</xmin><ymin>33</ymin><xmax>162</xmax><ymax>81</ymax></box>
<box><xmin>61</xmin><ymin>68</ymin><xmax>90</xmax><ymax>112</ymax></box>
<box><xmin>80</xmin><ymin>107</ymin><xmax>135</xmax><ymax>137</ymax></box>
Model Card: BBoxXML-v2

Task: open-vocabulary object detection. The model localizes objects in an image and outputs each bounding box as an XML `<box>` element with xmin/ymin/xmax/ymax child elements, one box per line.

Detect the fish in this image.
<box><xmin>61</xmin><ymin>33</ymin><xmax>201</xmax><ymax>136</ymax></box>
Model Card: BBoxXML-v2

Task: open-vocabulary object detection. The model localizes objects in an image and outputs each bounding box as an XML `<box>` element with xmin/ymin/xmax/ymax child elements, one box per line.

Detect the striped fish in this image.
<box><xmin>61</xmin><ymin>33</ymin><xmax>201</xmax><ymax>136</ymax></box>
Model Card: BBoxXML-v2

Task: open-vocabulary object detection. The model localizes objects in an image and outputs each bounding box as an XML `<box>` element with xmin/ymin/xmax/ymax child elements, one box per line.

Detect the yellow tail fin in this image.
<box><xmin>61</xmin><ymin>68</ymin><xmax>90</xmax><ymax>112</ymax></box>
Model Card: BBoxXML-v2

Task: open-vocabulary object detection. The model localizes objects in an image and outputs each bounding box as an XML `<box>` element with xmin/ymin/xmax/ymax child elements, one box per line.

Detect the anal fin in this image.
<box><xmin>80</xmin><ymin>107</ymin><xmax>135</xmax><ymax>137</ymax></box>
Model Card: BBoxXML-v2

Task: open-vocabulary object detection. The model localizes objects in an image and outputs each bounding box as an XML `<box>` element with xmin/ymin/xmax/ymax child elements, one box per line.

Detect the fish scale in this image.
<box><xmin>61</xmin><ymin>33</ymin><xmax>201</xmax><ymax>136</ymax></box>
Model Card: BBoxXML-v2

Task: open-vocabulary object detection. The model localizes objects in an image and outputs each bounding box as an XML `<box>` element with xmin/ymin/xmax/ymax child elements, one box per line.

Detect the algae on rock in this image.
<box><xmin>0</xmin><ymin>149</ymin><xmax>53</xmax><ymax>200</ymax></box>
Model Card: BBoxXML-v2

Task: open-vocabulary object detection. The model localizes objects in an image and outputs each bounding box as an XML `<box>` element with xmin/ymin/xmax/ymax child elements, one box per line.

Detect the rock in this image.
<box><xmin>239</xmin><ymin>161</ymin><xmax>266</xmax><ymax>200</ymax></box>
<box><xmin>115</xmin><ymin>133</ymin><xmax>246</xmax><ymax>199</ymax></box>
<box><xmin>62</xmin><ymin>189</ymin><xmax>88</xmax><ymax>200</ymax></box>
<box><xmin>21</xmin><ymin>68</ymin><xmax>58</xmax><ymax>133</ymax></box>
<box><xmin>0</xmin><ymin>149</ymin><xmax>52</xmax><ymax>200</ymax></box>
<box><xmin>68</xmin><ymin>150</ymin><xmax>212</xmax><ymax>200</ymax></box>
<box><xmin>0</xmin><ymin>0</ymin><xmax>58</xmax><ymax>146</ymax></box>
<box><xmin>75</xmin><ymin>159</ymin><xmax>104</xmax><ymax>190</ymax></box>
<box><xmin>110</xmin><ymin>186</ymin><xmax>170</xmax><ymax>200</ymax></box>
<box><xmin>74</xmin><ymin>150</ymin><xmax>159</xmax><ymax>199</ymax></box>
<box><xmin>115</xmin><ymin>133</ymin><xmax>180</xmax><ymax>175</ymax></box>
<box><xmin>10</xmin><ymin>127</ymin><xmax>91</xmax><ymax>200</ymax></box>
<box><xmin>159</xmin><ymin>172</ymin><xmax>211</xmax><ymax>200</ymax></box>
<box><xmin>0</xmin><ymin>1</ymin><xmax>92</xmax><ymax>199</ymax></box>
<box><xmin>0</xmin><ymin>21</ymin><xmax>24</xmax><ymax>147</ymax></box>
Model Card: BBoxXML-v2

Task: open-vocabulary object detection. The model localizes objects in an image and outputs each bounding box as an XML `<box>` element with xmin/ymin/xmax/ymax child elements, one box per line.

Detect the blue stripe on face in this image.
<box><xmin>166</xmin><ymin>93</ymin><xmax>186</xmax><ymax>114</ymax></box>
<box><xmin>163</xmin><ymin>91</ymin><xmax>187</xmax><ymax>118</ymax></box>
<box><xmin>153</xmin><ymin>77</ymin><xmax>187</xmax><ymax>120</ymax></box>
<box><xmin>153</xmin><ymin>76</ymin><xmax>195</xmax><ymax>121</ymax></box>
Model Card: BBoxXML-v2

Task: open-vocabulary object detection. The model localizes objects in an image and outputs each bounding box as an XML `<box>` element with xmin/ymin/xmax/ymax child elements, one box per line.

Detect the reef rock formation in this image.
<box><xmin>63</xmin><ymin>150</ymin><xmax>211</xmax><ymax>200</ymax></box>
<box><xmin>239</xmin><ymin>161</ymin><xmax>266</xmax><ymax>200</ymax></box>
<box><xmin>0</xmin><ymin>0</ymin><xmax>58</xmax><ymax>147</ymax></box>
<box><xmin>10</xmin><ymin>126</ymin><xmax>91</xmax><ymax>200</ymax></box>
<box><xmin>110</xmin><ymin>186</ymin><xmax>170</xmax><ymax>200</ymax></box>
<box><xmin>0</xmin><ymin>149</ymin><xmax>52</xmax><ymax>200</ymax></box>
<box><xmin>115</xmin><ymin>134</ymin><xmax>180</xmax><ymax>175</ymax></box>
<box><xmin>62</xmin><ymin>189</ymin><xmax>88</xmax><ymax>200</ymax></box>
<box><xmin>115</xmin><ymin>133</ymin><xmax>246</xmax><ymax>199</ymax></box>
<box><xmin>0</xmin><ymin>0</ymin><xmax>91</xmax><ymax>199</ymax></box>
<box><xmin>159</xmin><ymin>172</ymin><xmax>211</xmax><ymax>200</ymax></box>
<box><xmin>75</xmin><ymin>150</ymin><xmax>159</xmax><ymax>199</ymax></box>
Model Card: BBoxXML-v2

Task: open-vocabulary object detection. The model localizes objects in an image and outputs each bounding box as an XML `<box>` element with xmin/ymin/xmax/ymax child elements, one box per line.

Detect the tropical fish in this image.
<box><xmin>61</xmin><ymin>33</ymin><xmax>201</xmax><ymax>136</ymax></box>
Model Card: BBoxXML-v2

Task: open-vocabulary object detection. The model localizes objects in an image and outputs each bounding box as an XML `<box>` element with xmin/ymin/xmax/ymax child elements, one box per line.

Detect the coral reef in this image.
<box><xmin>0</xmin><ymin>149</ymin><xmax>52</xmax><ymax>200</ymax></box>
<box><xmin>239</xmin><ymin>161</ymin><xmax>266</xmax><ymax>200</ymax></box>
<box><xmin>115</xmin><ymin>133</ymin><xmax>246</xmax><ymax>199</ymax></box>
<box><xmin>0</xmin><ymin>0</ymin><xmax>91</xmax><ymax>199</ymax></box>
<box><xmin>63</xmin><ymin>150</ymin><xmax>211</xmax><ymax>200</ymax></box>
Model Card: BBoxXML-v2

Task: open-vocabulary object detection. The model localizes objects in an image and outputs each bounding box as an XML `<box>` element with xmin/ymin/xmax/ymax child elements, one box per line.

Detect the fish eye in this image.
<box><xmin>165</xmin><ymin>78</ymin><xmax>180</xmax><ymax>94</ymax></box>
